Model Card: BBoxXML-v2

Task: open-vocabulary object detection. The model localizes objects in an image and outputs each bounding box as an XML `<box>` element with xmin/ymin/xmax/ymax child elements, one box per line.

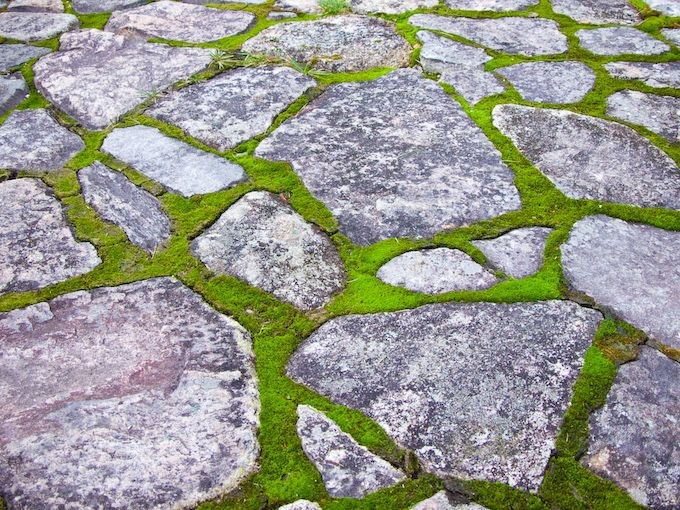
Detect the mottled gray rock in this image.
<box><xmin>288</xmin><ymin>300</ymin><xmax>602</xmax><ymax>490</ymax></box>
<box><xmin>0</xmin><ymin>178</ymin><xmax>100</xmax><ymax>295</ymax></box>
<box><xmin>33</xmin><ymin>29</ymin><xmax>212</xmax><ymax>129</ymax></box>
<box><xmin>273</xmin><ymin>0</ymin><xmax>321</xmax><ymax>13</ymax></box>
<box><xmin>191</xmin><ymin>191</ymin><xmax>345</xmax><ymax>310</ymax></box>
<box><xmin>576</xmin><ymin>27</ymin><xmax>670</xmax><ymax>56</ymax></box>
<box><xmin>662</xmin><ymin>28</ymin><xmax>680</xmax><ymax>46</ymax></box>
<box><xmin>72</xmin><ymin>0</ymin><xmax>146</xmax><ymax>13</ymax></box>
<box><xmin>412</xmin><ymin>492</ymin><xmax>488</xmax><ymax>510</ymax></box>
<box><xmin>377</xmin><ymin>248</ymin><xmax>498</xmax><ymax>293</ymax></box>
<box><xmin>101</xmin><ymin>125</ymin><xmax>246</xmax><ymax>197</ymax></box>
<box><xmin>551</xmin><ymin>0</ymin><xmax>640</xmax><ymax>24</ymax></box>
<box><xmin>497</xmin><ymin>61</ymin><xmax>595</xmax><ymax>104</ymax></box>
<box><xmin>268</xmin><ymin>10</ymin><xmax>298</xmax><ymax>19</ymax></box>
<box><xmin>0</xmin><ymin>277</ymin><xmax>259</xmax><ymax>509</ymax></box>
<box><xmin>147</xmin><ymin>66</ymin><xmax>315</xmax><ymax>152</ymax></box>
<box><xmin>241</xmin><ymin>15</ymin><xmax>410</xmax><ymax>72</ymax></box>
<box><xmin>0</xmin><ymin>12</ymin><xmax>77</xmax><ymax>41</ymax></box>
<box><xmin>410</xmin><ymin>15</ymin><xmax>568</xmax><ymax>56</ymax></box>
<box><xmin>257</xmin><ymin>69</ymin><xmax>520</xmax><ymax>245</ymax></box>
<box><xmin>606</xmin><ymin>90</ymin><xmax>679</xmax><ymax>143</ymax></box>
<box><xmin>492</xmin><ymin>104</ymin><xmax>680</xmax><ymax>209</ymax></box>
<box><xmin>78</xmin><ymin>162</ymin><xmax>171</xmax><ymax>254</ymax></box>
<box><xmin>444</xmin><ymin>0</ymin><xmax>538</xmax><ymax>11</ymax></box>
<box><xmin>185</xmin><ymin>0</ymin><xmax>266</xmax><ymax>3</ymax></box>
<box><xmin>105</xmin><ymin>1</ymin><xmax>256</xmax><ymax>43</ymax></box>
<box><xmin>0</xmin><ymin>43</ymin><xmax>50</xmax><ymax>71</ymax></box>
<box><xmin>8</xmin><ymin>0</ymin><xmax>63</xmax><ymax>12</ymax></box>
<box><xmin>562</xmin><ymin>215</ymin><xmax>680</xmax><ymax>351</ymax></box>
<box><xmin>472</xmin><ymin>227</ymin><xmax>552</xmax><ymax>279</ymax></box>
<box><xmin>0</xmin><ymin>72</ymin><xmax>28</xmax><ymax>115</ymax></box>
<box><xmin>605</xmin><ymin>61</ymin><xmax>680</xmax><ymax>89</ymax></box>
<box><xmin>583</xmin><ymin>346</ymin><xmax>679</xmax><ymax>509</ymax></box>
<box><xmin>350</xmin><ymin>0</ymin><xmax>438</xmax><ymax>13</ymax></box>
<box><xmin>0</xmin><ymin>109</ymin><xmax>84</xmax><ymax>171</ymax></box>
<box><xmin>646</xmin><ymin>0</ymin><xmax>680</xmax><ymax>16</ymax></box>
<box><xmin>279</xmin><ymin>501</ymin><xmax>322</xmax><ymax>510</ymax></box>
<box><xmin>297</xmin><ymin>405</ymin><xmax>405</xmax><ymax>498</ymax></box>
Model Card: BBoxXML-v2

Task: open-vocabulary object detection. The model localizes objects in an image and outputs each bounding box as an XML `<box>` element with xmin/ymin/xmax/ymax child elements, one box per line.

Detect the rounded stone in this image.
<box><xmin>576</xmin><ymin>27</ymin><xmax>670</xmax><ymax>56</ymax></box>
<box><xmin>0</xmin><ymin>12</ymin><xmax>78</xmax><ymax>41</ymax></box>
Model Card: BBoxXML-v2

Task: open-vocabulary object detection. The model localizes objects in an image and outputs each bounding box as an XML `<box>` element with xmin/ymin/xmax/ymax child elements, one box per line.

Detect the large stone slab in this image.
<box><xmin>0</xmin><ymin>277</ymin><xmax>259</xmax><ymax>509</ymax></box>
<box><xmin>576</xmin><ymin>27</ymin><xmax>670</xmax><ymax>56</ymax></box>
<box><xmin>72</xmin><ymin>0</ymin><xmax>147</xmax><ymax>13</ymax></box>
<box><xmin>257</xmin><ymin>69</ymin><xmax>520</xmax><ymax>245</ymax></box>
<box><xmin>7</xmin><ymin>0</ymin><xmax>64</xmax><ymax>12</ymax></box>
<box><xmin>241</xmin><ymin>15</ymin><xmax>410</xmax><ymax>72</ymax></box>
<box><xmin>33</xmin><ymin>29</ymin><xmax>212</xmax><ymax>130</ymax></box>
<box><xmin>288</xmin><ymin>300</ymin><xmax>602</xmax><ymax>490</ymax></box>
<box><xmin>497</xmin><ymin>61</ymin><xmax>595</xmax><ymax>104</ymax></box>
<box><xmin>492</xmin><ymin>104</ymin><xmax>680</xmax><ymax>209</ymax></box>
<box><xmin>0</xmin><ymin>12</ymin><xmax>78</xmax><ymax>41</ymax></box>
<box><xmin>606</xmin><ymin>90</ymin><xmax>679</xmax><ymax>143</ymax></box>
<box><xmin>605</xmin><ymin>61</ymin><xmax>680</xmax><ymax>89</ymax></box>
<box><xmin>413</xmin><ymin>492</ymin><xmax>488</xmax><ymax>510</ymax></box>
<box><xmin>350</xmin><ymin>0</ymin><xmax>438</xmax><ymax>13</ymax></box>
<box><xmin>409</xmin><ymin>15</ymin><xmax>568</xmax><ymax>56</ymax></box>
<box><xmin>0</xmin><ymin>72</ymin><xmax>28</xmax><ymax>115</ymax></box>
<box><xmin>101</xmin><ymin>125</ymin><xmax>246</xmax><ymax>197</ymax></box>
<box><xmin>551</xmin><ymin>0</ymin><xmax>640</xmax><ymax>24</ymax></box>
<box><xmin>472</xmin><ymin>227</ymin><xmax>552</xmax><ymax>279</ymax></box>
<box><xmin>0</xmin><ymin>178</ymin><xmax>100</xmax><ymax>295</ymax></box>
<box><xmin>0</xmin><ymin>43</ymin><xmax>50</xmax><ymax>71</ymax></box>
<box><xmin>562</xmin><ymin>215</ymin><xmax>680</xmax><ymax>351</ymax></box>
<box><xmin>191</xmin><ymin>191</ymin><xmax>345</xmax><ymax>310</ymax></box>
<box><xmin>147</xmin><ymin>66</ymin><xmax>315</xmax><ymax>152</ymax></box>
<box><xmin>273</xmin><ymin>0</ymin><xmax>321</xmax><ymax>13</ymax></box>
<box><xmin>583</xmin><ymin>346</ymin><xmax>679</xmax><ymax>509</ymax></box>
<box><xmin>646</xmin><ymin>0</ymin><xmax>680</xmax><ymax>16</ymax></box>
<box><xmin>105</xmin><ymin>1</ymin><xmax>256</xmax><ymax>43</ymax></box>
<box><xmin>444</xmin><ymin>0</ymin><xmax>538</xmax><ymax>10</ymax></box>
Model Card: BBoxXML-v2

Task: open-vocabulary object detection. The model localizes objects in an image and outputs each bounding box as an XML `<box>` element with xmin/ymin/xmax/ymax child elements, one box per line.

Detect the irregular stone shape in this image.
<box><xmin>492</xmin><ymin>104</ymin><xmax>680</xmax><ymax>209</ymax></box>
<box><xmin>444</xmin><ymin>0</ymin><xmax>538</xmax><ymax>11</ymax></box>
<box><xmin>279</xmin><ymin>501</ymin><xmax>322</xmax><ymax>510</ymax></box>
<box><xmin>296</xmin><ymin>405</ymin><xmax>405</xmax><ymax>498</ymax></box>
<box><xmin>606</xmin><ymin>90</ymin><xmax>680</xmax><ymax>143</ymax></box>
<box><xmin>377</xmin><ymin>248</ymin><xmax>498</xmax><ymax>293</ymax></box>
<box><xmin>242</xmin><ymin>15</ymin><xmax>410</xmax><ymax>72</ymax></box>
<box><xmin>72</xmin><ymin>0</ymin><xmax>146</xmax><ymax>13</ymax></box>
<box><xmin>105</xmin><ymin>1</ymin><xmax>256</xmax><ymax>43</ymax></box>
<box><xmin>78</xmin><ymin>162</ymin><xmax>171</xmax><ymax>254</ymax></box>
<box><xmin>0</xmin><ymin>72</ymin><xmax>28</xmax><ymax>115</ymax></box>
<box><xmin>497</xmin><ymin>61</ymin><xmax>595</xmax><ymax>104</ymax></box>
<box><xmin>0</xmin><ymin>178</ymin><xmax>100</xmax><ymax>295</ymax></box>
<box><xmin>0</xmin><ymin>109</ymin><xmax>84</xmax><ymax>171</ymax></box>
<box><xmin>583</xmin><ymin>346</ymin><xmax>679</xmax><ymax>509</ymax></box>
<box><xmin>646</xmin><ymin>0</ymin><xmax>680</xmax><ymax>16</ymax></box>
<box><xmin>551</xmin><ymin>0</ymin><xmax>640</xmax><ymax>24</ymax></box>
<box><xmin>562</xmin><ymin>215</ymin><xmax>680</xmax><ymax>351</ymax></box>
<box><xmin>191</xmin><ymin>191</ymin><xmax>345</xmax><ymax>310</ymax></box>
<box><xmin>101</xmin><ymin>125</ymin><xmax>246</xmax><ymax>197</ymax></box>
<box><xmin>274</xmin><ymin>0</ymin><xmax>321</xmax><ymax>13</ymax></box>
<box><xmin>147</xmin><ymin>66</ymin><xmax>315</xmax><ymax>152</ymax></box>
<box><xmin>662</xmin><ymin>28</ymin><xmax>680</xmax><ymax>46</ymax></box>
<box><xmin>472</xmin><ymin>227</ymin><xmax>552</xmax><ymax>279</ymax></box>
<box><xmin>8</xmin><ymin>0</ymin><xmax>63</xmax><ymax>12</ymax></box>
<box><xmin>409</xmin><ymin>14</ymin><xmax>568</xmax><ymax>56</ymax></box>
<box><xmin>0</xmin><ymin>12</ymin><xmax>78</xmax><ymax>41</ymax></box>
<box><xmin>0</xmin><ymin>43</ymin><xmax>50</xmax><ymax>71</ymax></box>
<box><xmin>185</xmin><ymin>0</ymin><xmax>266</xmax><ymax>3</ymax></box>
<box><xmin>33</xmin><ymin>29</ymin><xmax>212</xmax><ymax>129</ymax></box>
<box><xmin>0</xmin><ymin>277</ymin><xmax>259</xmax><ymax>509</ymax></box>
<box><xmin>605</xmin><ymin>61</ymin><xmax>680</xmax><ymax>89</ymax></box>
<box><xmin>350</xmin><ymin>0</ymin><xmax>438</xmax><ymax>14</ymax></box>
<box><xmin>576</xmin><ymin>27</ymin><xmax>670</xmax><ymax>56</ymax></box>
<box><xmin>412</xmin><ymin>492</ymin><xmax>488</xmax><ymax>510</ymax></box>
<box><xmin>268</xmin><ymin>10</ymin><xmax>298</xmax><ymax>19</ymax></box>
<box><xmin>257</xmin><ymin>69</ymin><xmax>520</xmax><ymax>245</ymax></box>
<box><xmin>288</xmin><ymin>300</ymin><xmax>602</xmax><ymax>490</ymax></box>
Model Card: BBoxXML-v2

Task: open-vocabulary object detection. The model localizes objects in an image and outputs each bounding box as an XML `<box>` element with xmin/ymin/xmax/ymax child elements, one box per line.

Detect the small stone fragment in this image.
<box><xmin>412</xmin><ymin>492</ymin><xmax>488</xmax><ymax>510</ymax></box>
<box><xmin>444</xmin><ymin>0</ymin><xmax>538</xmax><ymax>11</ymax></box>
<box><xmin>350</xmin><ymin>0</ymin><xmax>439</xmax><ymax>14</ymax></box>
<box><xmin>0</xmin><ymin>43</ymin><xmax>50</xmax><ymax>71</ymax></box>
<box><xmin>8</xmin><ymin>0</ymin><xmax>63</xmax><ymax>12</ymax></box>
<box><xmin>296</xmin><ymin>405</ymin><xmax>405</xmax><ymax>498</ymax></box>
<box><xmin>472</xmin><ymin>227</ymin><xmax>552</xmax><ymax>279</ymax></box>
<box><xmin>646</xmin><ymin>0</ymin><xmax>680</xmax><ymax>16</ymax></box>
<box><xmin>0</xmin><ymin>11</ymin><xmax>78</xmax><ymax>40</ymax></box>
<box><xmin>273</xmin><ymin>0</ymin><xmax>321</xmax><ymax>13</ymax></box>
<box><xmin>606</xmin><ymin>90</ymin><xmax>679</xmax><ymax>143</ymax></box>
<box><xmin>662</xmin><ymin>28</ymin><xmax>680</xmax><ymax>46</ymax></box>
<box><xmin>72</xmin><ymin>0</ymin><xmax>146</xmax><ymax>13</ymax></box>
<box><xmin>267</xmin><ymin>10</ymin><xmax>298</xmax><ymax>19</ymax></box>
<box><xmin>497</xmin><ymin>61</ymin><xmax>595</xmax><ymax>104</ymax></box>
<box><xmin>605</xmin><ymin>61</ymin><xmax>680</xmax><ymax>89</ymax></box>
<box><xmin>185</xmin><ymin>0</ymin><xmax>266</xmax><ymax>3</ymax></box>
<box><xmin>0</xmin><ymin>72</ymin><xmax>28</xmax><ymax>115</ymax></box>
<box><xmin>576</xmin><ymin>27</ymin><xmax>670</xmax><ymax>56</ymax></box>
<box><xmin>551</xmin><ymin>0</ymin><xmax>640</xmax><ymax>24</ymax></box>
<box><xmin>279</xmin><ymin>501</ymin><xmax>322</xmax><ymax>510</ymax></box>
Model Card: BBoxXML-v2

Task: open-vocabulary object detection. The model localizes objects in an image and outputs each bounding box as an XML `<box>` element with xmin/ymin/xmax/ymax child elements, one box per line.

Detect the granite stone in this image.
<box><xmin>605</xmin><ymin>61</ymin><xmax>680</xmax><ymax>89</ymax></box>
<box><xmin>472</xmin><ymin>227</ymin><xmax>552</xmax><ymax>279</ymax></box>
<box><xmin>606</xmin><ymin>90</ymin><xmax>680</xmax><ymax>143</ymax></box>
<box><xmin>576</xmin><ymin>27</ymin><xmax>670</xmax><ymax>56</ymax></box>
<box><xmin>551</xmin><ymin>0</ymin><xmax>640</xmax><ymax>24</ymax></box>
<box><xmin>273</xmin><ymin>0</ymin><xmax>321</xmax><ymax>13</ymax></box>
<box><xmin>412</xmin><ymin>492</ymin><xmax>488</xmax><ymax>510</ymax></box>
<box><xmin>0</xmin><ymin>43</ymin><xmax>50</xmax><ymax>71</ymax></box>
<box><xmin>497</xmin><ymin>61</ymin><xmax>596</xmax><ymax>104</ymax></box>
<box><xmin>267</xmin><ymin>10</ymin><xmax>298</xmax><ymax>19</ymax></box>
<box><xmin>444</xmin><ymin>0</ymin><xmax>538</xmax><ymax>10</ymax></box>
<box><xmin>7</xmin><ymin>0</ymin><xmax>63</xmax><ymax>13</ymax></box>
<box><xmin>350</xmin><ymin>0</ymin><xmax>438</xmax><ymax>14</ymax></box>
<box><xmin>0</xmin><ymin>11</ymin><xmax>78</xmax><ymax>40</ymax></box>
<box><xmin>279</xmin><ymin>501</ymin><xmax>322</xmax><ymax>510</ymax></box>
<box><xmin>661</xmin><ymin>28</ymin><xmax>680</xmax><ymax>46</ymax></box>
<box><xmin>0</xmin><ymin>72</ymin><xmax>28</xmax><ymax>115</ymax></box>
<box><xmin>72</xmin><ymin>0</ymin><xmax>147</xmax><ymax>13</ymax></box>
<box><xmin>646</xmin><ymin>0</ymin><xmax>680</xmax><ymax>16</ymax></box>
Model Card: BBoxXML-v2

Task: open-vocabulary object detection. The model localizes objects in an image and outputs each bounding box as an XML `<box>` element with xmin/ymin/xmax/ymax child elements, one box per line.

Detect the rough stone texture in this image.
<box><xmin>377</xmin><ymin>248</ymin><xmax>499</xmax><ymax>294</ymax></box>
<box><xmin>605</xmin><ymin>61</ymin><xmax>680</xmax><ymax>89</ymax></box>
<box><xmin>583</xmin><ymin>346</ymin><xmax>679</xmax><ymax>510</ymax></box>
<box><xmin>496</xmin><ymin>61</ymin><xmax>596</xmax><ymax>104</ymax></box>
<box><xmin>646</xmin><ymin>0</ymin><xmax>680</xmax><ymax>16</ymax></box>
<box><xmin>105</xmin><ymin>1</ymin><xmax>256</xmax><ymax>43</ymax></box>
<box><xmin>492</xmin><ymin>104</ymin><xmax>680</xmax><ymax>209</ymax></box>
<box><xmin>576</xmin><ymin>27</ymin><xmax>670</xmax><ymax>56</ymax></box>
<box><xmin>0</xmin><ymin>109</ymin><xmax>84</xmax><ymax>171</ymax></box>
<box><xmin>191</xmin><ymin>191</ymin><xmax>345</xmax><ymax>310</ymax></box>
<box><xmin>268</xmin><ymin>10</ymin><xmax>298</xmax><ymax>19</ymax></box>
<box><xmin>101</xmin><ymin>125</ymin><xmax>246</xmax><ymax>197</ymax></box>
<box><xmin>78</xmin><ymin>162</ymin><xmax>171</xmax><ymax>254</ymax></box>
<box><xmin>0</xmin><ymin>277</ymin><xmax>259</xmax><ymax>509</ymax></box>
<box><xmin>296</xmin><ymin>405</ymin><xmax>405</xmax><ymax>498</ymax></box>
<box><xmin>273</xmin><ymin>0</ymin><xmax>321</xmax><ymax>13</ymax></box>
<box><xmin>472</xmin><ymin>227</ymin><xmax>552</xmax><ymax>279</ymax></box>
<box><xmin>288</xmin><ymin>300</ymin><xmax>602</xmax><ymax>490</ymax></box>
<box><xmin>0</xmin><ymin>43</ymin><xmax>50</xmax><ymax>71</ymax></box>
<box><xmin>412</xmin><ymin>492</ymin><xmax>488</xmax><ymax>510</ymax></box>
<box><xmin>72</xmin><ymin>0</ymin><xmax>147</xmax><ymax>13</ymax></box>
<box><xmin>0</xmin><ymin>73</ymin><xmax>28</xmax><ymax>115</ymax></box>
<box><xmin>185</xmin><ymin>0</ymin><xmax>266</xmax><ymax>4</ymax></box>
<box><xmin>662</xmin><ymin>28</ymin><xmax>680</xmax><ymax>46</ymax></box>
<box><xmin>350</xmin><ymin>0</ymin><xmax>439</xmax><ymax>14</ymax></box>
<box><xmin>0</xmin><ymin>12</ymin><xmax>78</xmax><ymax>41</ymax></box>
<box><xmin>409</xmin><ymin>15</ymin><xmax>568</xmax><ymax>56</ymax></box>
<box><xmin>444</xmin><ymin>0</ymin><xmax>538</xmax><ymax>11</ymax></box>
<box><xmin>279</xmin><ymin>501</ymin><xmax>322</xmax><ymax>510</ymax></box>
<box><xmin>33</xmin><ymin>29</ymin><xmax>212</xmax><ymax>130</ymax></box>
<box><xmin>241</xmin><ymin>15</ymin><xmax>411</xmax><ymax>72</ymax></box>
<box><xmin>551</xmin><ymin>0</ymin><xmax>640</xmax><ymax>24</ymax></box>
<box><xmin>562</xmin><ymin>215</ymin><xmax>680</xmax><ymax>351</ymax></box>
<box><xmin>147</xmin><ymin>66</ymin><xmax>315</xmax><ymax>152</ymax></box>
<box><xmin>257</xmin><ymin>69</ymin><xmax>520</xmax><ymax>245</ymax></box>
<box><xmin>8</xmin><ymin>0</ymin><xmax>63</xmax><ymax>12</ymax></box>
<box><xmin>606</xmin><ymin>90</ymin><xmax>680</xmax><ymax>143</ymax></box>
<box><xmin>0</xmin><ymin>178</ymin><xmax>100</xmax><ymax>295</ymax></box>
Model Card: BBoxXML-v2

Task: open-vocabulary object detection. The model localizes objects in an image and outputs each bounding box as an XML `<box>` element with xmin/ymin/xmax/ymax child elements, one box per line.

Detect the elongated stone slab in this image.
<box><xmin>606</xmin><ymin>90</ymin><xmax>680</xmax><ymax>143</ymax></box>
<box><xmin>551</xmin><ymin>0</ymin><xmax>640</xmax><ymax>24</ymax></box>
<box><xmin>279</xmin><ymin>501</ymin><xmax>322</xmax><ymax>510</ymax></box>
<box><xmin>576</xmin><ymin>27</ymin><xmax>670</xmax><ymax>56</ymax></box>
<box><xmin>413</xmin><ymin>492</ymin><xmax>488</xmax><ymax>510</ymax></box>
<box><xmin>444</xmin><ymin>0</ymin><xmax>538</xmax><ymax>10</ymax></box>
<box><xmin>350</xmin><ymin>0</ymin><xmax>438</xmax><ymax>13</ymax></box>
<box><xmin>0</xmin><ymin>73</ymin><xmax>28</xmax><ymax>115</ymax></box>
<box><xmin>273</xmin><ymin>0</ymin><xmax>321</xmax><ymax>13</ymax></box>
<box><xmin>605</xmin><ymin>61</ymin><xmax>680</xmax><ymax>89</ymax></box>
<box><xmin>662</xmin><ymin>28</ymin><xmax>680</xmax><ymax>46</ymax></box>
<box><xmin>72</xmin><ymin>0</ymin><xmax>147</xmax><ymax>13</ymax></box>
<box><xmin>8</xmin><ymin>0</ymin><xmax>64</xmax><ymax>12</ymax></box>
<box><xmin>0</xmin><ymin>12</ymin><xmax>78</xmax><ymax>41</ymax></box>
<box><xmin>472</xmin><ymin>227</ymin><xmax>552</xmax><ymax>279</ymax></box>
<box><xmin>497</xmin><ymin>61</ymin><xmax>595</xmax><ymax>104</ymax></box>
<box><xmin>0</xmin><ymin>43</ymin><xmax>50</xmax><ymax>71</ymax></box>
<box><xmin>646</xmin><ymin>0</ymin><xmax>680</xmax><ymax>16</ymax></box>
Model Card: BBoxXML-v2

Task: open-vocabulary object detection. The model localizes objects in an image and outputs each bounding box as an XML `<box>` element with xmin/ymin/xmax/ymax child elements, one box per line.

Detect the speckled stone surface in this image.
<box><xmin>0</xmin><ymin>277</ymin><xmax>259</xmax><ymax>509</ymax></box>
<box><xmin>267</xmin><ymin>10</ymin><xmax>298</xmax><ymax>19</ymax></box>
<box><xmin>72</xmin><ymin>0</ymin><xmax>147</xmax><ymax>13</ymax></box>
<box><xmin>662</xmin><ymin>28</ymin><xmax>680</xmax><ymax>46</ymax></box>
<box><xmin>0</xmin><ymin>73</ymin><xmax>28</xmax><ymax>115</ymax></box>
<box><xmin>273</xmin><ymin>0</ymin><xmax>321</xmax><ymax>13</ymax></box>
<box><xmin>0</xmin><ymin>12</ymin><xmax>78</xmax><ymax>40</ymax></box>
<box><xmin>279</xmin><ymin>500</ymin><xmax>322</xmax><ymax>510</ymax></box>
<box><xmin>606</xmin><ymin>90</ymin><xmax>680</xmax><ymax>143</ymax></box>
<box><xmin>497</xmin><ymin>61</ymin><xmax>596</xmax><ymax>104</ymax></box>
<box><xmin>350</xmin><ymin>0</ymin><xmax>438</xmax><ymax>13</ymax></box>
<box><xmin>576</xmin><ymin>27</ymin><xmax>670</xmax><ymax>56</ymax></box>
<box><xmin>7</xmin><ymin>0</ymin><xmax>64</xmax><ymax>13</ymax></box>
<box><xmin>583</xmin><ymin>346</ymin><xmax>679</xmax><ymax>510</ymax></box>
<box><xmin>472</xmin><ymin>227</ymin><xmax>552</xmax><ymax>279</ymax></box>
<box><xmin>0</xmin><ymin>43</ymin><xmax>50</xmax><ymax>71</ymax></box>
<box><xmin>604</xmin><ymin>61</ymin><xmax>680</xmax><ymax>89</ymax></box>
<box><xmin>444</xmin><ymin>0</ymin><xmax>538</xmax><ymax>10</ymax></box>
<box><xmin>646</xmin><ymin>0</ymin><xmax>680</xmax><ymax>16</ymax></box>
<box><xmin>551</xmin><ymin>0</ymin><xmax>640</xmax><ymax>24</ymax></box>
<box><xmin>412</xmin><ymin>492</ymin><xmax>488</xmax><ymax>510</ymax></box>
<box><xmin>191</xmin><ymin>191</ymin><xmax>345</xmax><ymax>310</ymax></box>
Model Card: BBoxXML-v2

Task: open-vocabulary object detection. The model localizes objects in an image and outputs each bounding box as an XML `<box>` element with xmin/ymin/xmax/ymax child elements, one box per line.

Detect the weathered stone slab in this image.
<box><xmin>409</xmin><ymin>15</ymin><xmax>568</xmax><ymax>56</ymax></box>
<box><xmin>241</xmin><ymin>15</ymin><xmax>411</xmax><ymax>72</ymax></box>
<box><xmin>191</xmin><ymin>191</ymin><xmax>345</xmax><ymax>310</ymax></box>
<box><xmin>279</xmin><ymin>500</ymin><xmax>322</xmax><ymax>510</ymax></box>
<box><xmin>257</xmin><ymin>69</ymin><xmax>520</xmax><ymax>245</ymax></box>
<box><xmin>8</xmin><ymin>0</ymin><xmax>63</xmax><ymax>12</ymax></box>
<box><xmin>377</xmin><ymin>248</ymin><xmax>498</xmax><ymax>293</ymax></box>
<box><xmin>413</xmin><ymin>492</ymin><xmax>488</xmax><ymax>510</ymax></box>
<box><xmin>33</xmin><ymin>29</ymin><xmax>212</xmax><ymax>129</ymax></box>
<box><xmin>562</xmin><ymin>215</ymin><xmax>680</xmax><ymax>351</ymax></box>
<box><xmin>646</xmin><ymin>0</ymin><xmax>680</xmax><ymax>16</ymax></box>
<box><xmin>0</xmin><ymin>178</ymin><xmax>100</xmax><ymax>295</ymax></box>
<box><xmin>497</xmin><ymin>61</ymin><xmax>595</xmax><ymax>104</ymax></box>
<box><xmin>444</xmin><ymin>0</ymin><xmax>538</xmax><ymax>11</ymax></box>
<box><xmin>101</xmin><ymin>125</ymin><xmax>246</xmax><ymax>197</ymax></box>
<box><xmin>297</xmin><ymin>405</ymin><xmax>405</xmax><ymax>498</ymax></box>
<box><xmin>0</xmin><ymin>277</ymin><xmax>259</xmax><ymax>509</ymax></box>
<box><xmin>147</xmin><ymin>66</ymin><xmax>315</xmax><ymax>152</ymax></box>
<box><xmin>583</xmin><ymin>346</ymin><xmax>679</xmax><ymax>509</ymax></box>
<box><xmin>492</xmin><ymin>104</ymin><xmax>680</xmax><ymax>209</ymax></box>
<box><xmin>0</xmin><ymin>109</ymin><xmax>84</xmax><ymax>171</ymax></box>
<box><xmin>273</xmin><ymin>0</ymin><xmax>321</xmax><ymax>13</ymax></box>
<box><xmin>605</xmin><ymin>61</ymin><xmax>680</xmax><ymax>89</ymax></box>
<box><xmin>606</xmin><ymin>90</ymin><xmax>679</xmax><ymax>143</ymax></box>
<box><xmin>268</xmin><ymin>10</ymin><xmax>298</xmax><ymax>19</ymax></box>
<box><xmin>0</xmin><ymin>43</ymin><xmax>50</xmax><ymax>71</ymax></box>
<box><xmin>662</xmin><ymin>28</ymin><xmax>680</xmax><ymax>46</ymax></box>
<box><xmin>576</xmin><ymin>27</ymin><xmax>670</xmax><ymax>56</ymax></box>
<box><xmin>0</xmin><ymin>72</ymin><xmax>28</xmax><ymax>115</ymax></box>
<box><xmin>551</xmin><ymin>0</ymin><xmax>640</xmax><ymax>24</ymax></box>
<box><xmin>288</xmin><ymin>300</ymin><xmax>602</xmax><ymax>490</ymax></box>
<box><xmin>185</xmin><ymin>0</ymin><xmax>266</xmax><ymax>4</ymax></box>
<box><xmin>72</xmin><ymin>0</ymin><xmax>147</xmax><ymax>13</ymax></box>
<box><xmin>472</xmin><ymin>227</ymin><xmax>552</xmax><ymax>279</ymax></box>
<box><xmin>350</xmin><ymin>0</ymin><xmax>438</xmax><ymax>14</ymax></box>
<box><xmin>105</xmin><ymin>1</ymin><xmax>256</xmax><ymax>43</ymax></box>
<box><xmin>0</xmin><ymin>12</ymin><xmax>77</xmax><ymax>40</ymax></box>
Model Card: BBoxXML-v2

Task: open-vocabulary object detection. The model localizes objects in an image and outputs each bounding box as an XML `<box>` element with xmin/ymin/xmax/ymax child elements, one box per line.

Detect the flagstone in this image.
<box><xmin>497</xmin><ymin>61</ymin><xmax>595</xmax><ymax>104</ymax></box>
<box><xmin>604</xmin><ymin>61</ymin><xmax>680</xmax><ymax>89</ymax></box>
<box><xmin>472</xmin><ymin>227</ymin><xmax>552</xmax><ymax>279</ymax></box>
<box><xmin>551</xmin><ymin>0</ymin><xmax>640</xmax><ymax>24</ymax></box>
<box><xmin>0</xmin><ymin>43</ymin><xmax>50</xmax><ymax>71</ymax></box>
<box><xmin>606</xmin><ymin>90</ymin><xmax>680</xmax><ymax>143</ymax></box>
<box><xmin>576</xmin><ymin>27</ymin><xmax>670</xmax><ymax>56</ymax></box>
<box><xmin>0</xmin><ymin>72</ymin><xmax>28</xmax><ymax>115</ymax></box>
<box><xmin>0</xmin><ymin>11</ymin><xmax>78</xmax><ymax>41</ymax></box>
